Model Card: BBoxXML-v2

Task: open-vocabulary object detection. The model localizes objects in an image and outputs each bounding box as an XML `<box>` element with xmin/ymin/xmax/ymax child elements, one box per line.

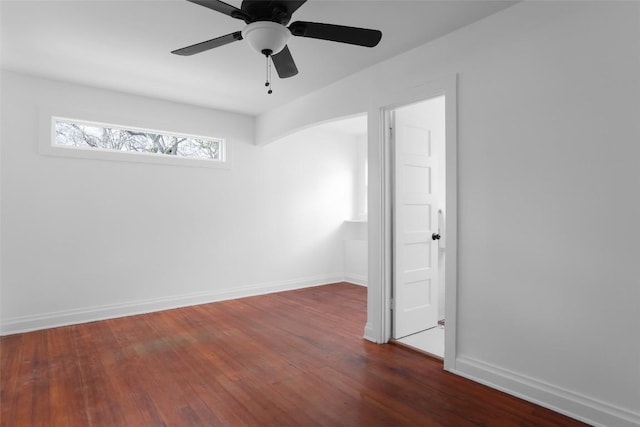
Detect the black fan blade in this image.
<box><xmin>187</xmin><ymin>0</ymin><xmax>252</xmax><ymax>22</ymax></box>
<box><xmin>289</xmin><ymin>21</ymin><xmax>382</xmax><ymax>47</ymax></box>
<box><xmin>286</xmin><ymin>1</ymin><xmax>307</xmax><ymax>15</ymax></box>
<box><xmin>171</xmin><ymin>32</ymin><xmax>243</xmax><ymax>56</ymax></box>
<box><xmin>271</xmin><ymin>45</ymin><xmax>298</xmax><ymax>78</ymax></box>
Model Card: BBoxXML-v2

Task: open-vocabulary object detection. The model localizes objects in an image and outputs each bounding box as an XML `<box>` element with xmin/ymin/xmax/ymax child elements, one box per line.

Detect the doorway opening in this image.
<box><xmin>319</xmin><ymin>114</ymin><xmax>369</xmax><ymax>287</ymax></box>
<box><xmin>389</xmin><ymin>95</ymin><xmax>446</xmax><ymax>359</ymax></box>
<box><xmin>278</xmin><ymin>114</ymin><xmax>369</xmax><ymax>288</ymax></box>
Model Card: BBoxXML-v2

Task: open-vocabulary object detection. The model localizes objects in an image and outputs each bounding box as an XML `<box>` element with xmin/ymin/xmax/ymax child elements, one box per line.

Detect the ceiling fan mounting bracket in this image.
<box><xmin>242</xmin><ymin>1</ymin><xmax>293</xmax><ymax>25</ymax></box>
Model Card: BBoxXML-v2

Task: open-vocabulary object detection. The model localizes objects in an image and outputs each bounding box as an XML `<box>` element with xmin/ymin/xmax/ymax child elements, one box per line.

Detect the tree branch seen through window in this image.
<box><xmin>54</xmin><ymin>119</ymin><xmax>223</xmax><ymax>161</ymax></box>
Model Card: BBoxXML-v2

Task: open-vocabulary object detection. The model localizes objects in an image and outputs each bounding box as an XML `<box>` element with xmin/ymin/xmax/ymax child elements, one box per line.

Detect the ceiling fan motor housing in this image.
<box><xmin>241</xmin><ymin>21</ymin><xmax>291</xmax><ymax>56</ymax></box>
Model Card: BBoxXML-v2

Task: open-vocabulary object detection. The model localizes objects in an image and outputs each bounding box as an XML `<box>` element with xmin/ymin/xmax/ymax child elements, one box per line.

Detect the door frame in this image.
<box><xmin>364</xmin><ymin>74</ymin><xmax>458</xmax><ymax>371</ymax></box>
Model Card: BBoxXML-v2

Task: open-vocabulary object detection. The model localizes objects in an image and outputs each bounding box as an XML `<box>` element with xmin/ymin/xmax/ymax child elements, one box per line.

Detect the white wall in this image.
<box><xmin>354</xmin><ymin>134</ymin><xmax>368</xmax><ymax>220</ymax></box>
<box><xmin>0</xmin><ymin>71</ymin><xmax>358</xmax><ymax>334</ymax></box>
<box><xmin>255</xmin><ymin>2</ymin><xmax>640</xmax><ymax>426</ymax></box>
<box><xmin>343</xmin><ymin>134</ymin><xmax>368</xmax><ymax>286</ymax></box>
<box><xmin>343</xmin><ymin>220</ymin><xmax>367</xmax><ymax>286</ymax></box>
<box><xmin>0</xmin><ymin>69</ymin><xmax>3</xmax><ymax>330</ymax></box>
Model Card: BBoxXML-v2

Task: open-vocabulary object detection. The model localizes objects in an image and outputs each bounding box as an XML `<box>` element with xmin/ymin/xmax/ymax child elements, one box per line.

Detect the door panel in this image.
<box><xmin>393</xmin><ymin>108</ymin><xmax>438</xmax><ymax>339</ymax></box>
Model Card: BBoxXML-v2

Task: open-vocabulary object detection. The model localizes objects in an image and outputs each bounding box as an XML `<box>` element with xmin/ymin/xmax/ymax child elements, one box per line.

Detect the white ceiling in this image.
<box><xmin>0</xmin><ymin>0</ymin><xmax>515</xmax><ymax>116</ymax></box>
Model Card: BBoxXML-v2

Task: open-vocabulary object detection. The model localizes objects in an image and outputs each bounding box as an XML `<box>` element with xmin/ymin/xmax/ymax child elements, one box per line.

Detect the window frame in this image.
<box><xmin>39</xmin><ymin>109</ymin><xmax>230</xmax><ymax>169</ymax></box>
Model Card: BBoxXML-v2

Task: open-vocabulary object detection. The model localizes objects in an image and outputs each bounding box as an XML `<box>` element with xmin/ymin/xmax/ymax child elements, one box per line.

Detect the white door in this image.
<box><xmin>392</xmin><ymin>105</ymin><xmax>439</xmax><ymax>339</ymax></box>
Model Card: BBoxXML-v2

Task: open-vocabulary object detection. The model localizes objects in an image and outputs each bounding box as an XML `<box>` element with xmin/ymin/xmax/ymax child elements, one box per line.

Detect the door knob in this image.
<box><xmin>432</xmin><ymin>233</ymin><xmax>441</xmax><ymax>240</ymax></box>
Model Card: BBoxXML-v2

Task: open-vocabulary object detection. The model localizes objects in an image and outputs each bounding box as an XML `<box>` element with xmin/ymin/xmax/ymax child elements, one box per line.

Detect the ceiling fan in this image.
<box><xmin>172</xmin><ymin>0</ymin><xmax>383</xmax><ymax>88</ymax></box>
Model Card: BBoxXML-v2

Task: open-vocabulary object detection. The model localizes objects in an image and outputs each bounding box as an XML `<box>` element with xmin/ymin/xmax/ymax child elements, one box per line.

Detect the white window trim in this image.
<box><xmin>38</xmin><ymin>106</ymin><xmax>231</xmax><ymax>169</ymax></box>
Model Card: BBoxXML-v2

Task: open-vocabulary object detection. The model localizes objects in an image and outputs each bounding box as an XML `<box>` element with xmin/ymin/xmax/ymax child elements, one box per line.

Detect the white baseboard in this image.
<box><xmin>344</xmin><ymin>274</ymin><xmax>367</xmax><ymax>287</ymax></box>
<box><xmin>454</xmin><ymin>356</ymin><xmax>640</xmax><ymax>427</ymax></box>
<box><xmin>0</xmin><ymin>273</ymin><xmax>345</xmax><ymax>336</ymax></box>
<box><xmin>363</xmin><ymin>321</ymin><xmax>382</xmax><ymax>343</ymax></box>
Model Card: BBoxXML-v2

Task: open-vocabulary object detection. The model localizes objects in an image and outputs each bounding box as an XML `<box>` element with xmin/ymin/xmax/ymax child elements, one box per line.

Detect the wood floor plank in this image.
<box><xmin>1</xmin><ymin>282</ymin><xmax>589</xmax><ymax>426</ymax></box>
<box><xmin>47</xmin><ymin>327</ymin><xmax>91</xmax><ymax>427</ymax></box>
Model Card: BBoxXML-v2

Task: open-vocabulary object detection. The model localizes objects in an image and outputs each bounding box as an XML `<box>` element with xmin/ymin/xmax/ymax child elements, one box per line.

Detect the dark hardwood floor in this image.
<box><xmin>1</xmin><ymin>282</ymin><xmax>588</xmax><ymax>426</ymax></box>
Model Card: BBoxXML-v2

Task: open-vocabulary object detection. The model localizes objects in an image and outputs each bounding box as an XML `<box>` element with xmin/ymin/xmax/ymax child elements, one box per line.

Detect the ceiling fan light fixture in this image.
<box><xmin>241</xmin><ymin>21</ymin><xmax>291</xmax><ymax>56</ymax></box>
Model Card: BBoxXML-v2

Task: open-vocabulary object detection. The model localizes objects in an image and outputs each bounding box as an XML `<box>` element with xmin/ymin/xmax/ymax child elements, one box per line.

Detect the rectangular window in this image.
<box><xmin>53</xmin><ymin>117</ymin><xmax>225</xmax><ymax>163</ymax></box>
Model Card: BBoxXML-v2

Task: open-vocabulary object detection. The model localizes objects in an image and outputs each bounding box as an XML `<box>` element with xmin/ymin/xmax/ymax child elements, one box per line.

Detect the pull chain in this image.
<box><xmin>265</xmin><ymin>55</ymin><xmax>273</xmax><ymax>95</ymax></box>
